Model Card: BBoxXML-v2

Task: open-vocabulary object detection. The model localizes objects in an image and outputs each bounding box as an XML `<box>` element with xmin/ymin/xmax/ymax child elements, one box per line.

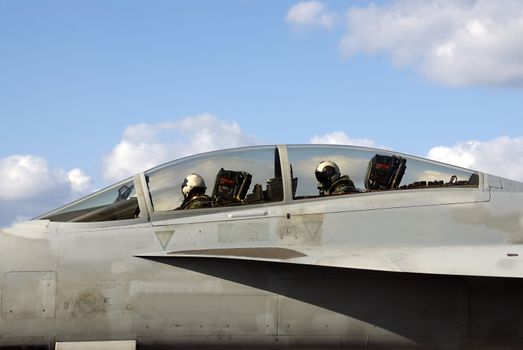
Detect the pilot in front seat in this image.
<box><xmin>315</xmin><ymin>160</ymin><xmax>358</xmax><ymax>196</ymax></box>
<box><xmin>177</xmin><ymin>174</ymin><xmax>213</xmax><ymax>210</ymax></box>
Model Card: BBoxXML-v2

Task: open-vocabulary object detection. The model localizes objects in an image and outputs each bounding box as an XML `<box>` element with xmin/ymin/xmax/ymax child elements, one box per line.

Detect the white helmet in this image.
<box><xmin>315</xmin><ymin>160</ymin><xmax>340</xmax><ymax>184</ymax></box>
<box><xmin>181</xmin><ymin>174</ymin><xmax>206</xmax><ymax>198</ymax></box>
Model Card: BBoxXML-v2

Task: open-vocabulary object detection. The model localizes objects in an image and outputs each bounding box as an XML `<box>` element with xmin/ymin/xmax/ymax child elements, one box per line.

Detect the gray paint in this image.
<box><xmin>1</xmin><ymin>145</ymin><xmax>523</xmax><ymax>349</ymax></box>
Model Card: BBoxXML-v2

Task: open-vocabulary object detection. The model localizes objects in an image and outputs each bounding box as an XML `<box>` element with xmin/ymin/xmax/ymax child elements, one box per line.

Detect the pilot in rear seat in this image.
<box><xmin>315</xmin><ymin>161</ymin><xmax>358</xmax><ymax>196</ymax></box>
<box><xmin>177</xmin><ymin>174</ymin><xmax>213</xmax><ymax>210</ymax></box>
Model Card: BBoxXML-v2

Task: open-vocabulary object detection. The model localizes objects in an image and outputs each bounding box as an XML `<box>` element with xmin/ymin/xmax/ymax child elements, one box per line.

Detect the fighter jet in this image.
<box><xmin>1</xmin><ymin>144</ymin><xmax>523</xmax><ymax>350</ymax></box>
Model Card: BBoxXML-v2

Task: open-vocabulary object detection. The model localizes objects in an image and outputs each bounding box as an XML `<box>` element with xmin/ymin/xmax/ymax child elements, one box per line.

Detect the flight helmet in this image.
<box><xmin>181</xmin><ymin>174</ymin><xmax>207</xmax><ymax>198</ymax></box>
<box><xmin>315</xmin><ymin>160</ymin><xmax>340</xmax><ymax>184</ymax></box>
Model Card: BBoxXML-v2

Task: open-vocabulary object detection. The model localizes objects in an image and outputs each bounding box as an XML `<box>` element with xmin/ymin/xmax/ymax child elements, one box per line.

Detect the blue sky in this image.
<box><xmin>1</xmin><ymin>0</ymin><xmax>523</xmax><ymax>226</ymax></box>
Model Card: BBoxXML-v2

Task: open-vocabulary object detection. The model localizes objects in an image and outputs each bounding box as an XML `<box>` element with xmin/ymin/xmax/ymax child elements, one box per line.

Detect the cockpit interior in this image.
<box><xmin>39</xmin><ymin>145</ymin><xmax>480</xmax><ymax>223</ymax></box>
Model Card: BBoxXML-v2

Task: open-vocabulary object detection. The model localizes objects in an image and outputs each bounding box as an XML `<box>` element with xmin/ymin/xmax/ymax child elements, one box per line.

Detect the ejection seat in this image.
<box><xmin>365</xmin><ymin>154</ymin><xmax>407</xmax><ymax>191</ymax></box>
<box><xmin>211</xmin><ymin>168</ymin><xmax>252</xmax><ymax>206</ymax></box>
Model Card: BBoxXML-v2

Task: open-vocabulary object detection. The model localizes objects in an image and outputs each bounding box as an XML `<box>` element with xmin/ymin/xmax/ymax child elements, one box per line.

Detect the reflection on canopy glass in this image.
<box><xmin>146</xmin><ymin>146</ymin><xmax>282</xmax><ymax>211</ymax></box>
<box><xmin>37</xmin><ymin>144</ymin><xmax>481</xmax><ymax>223</ymax></box>
<box><xmin>39</xmin><ymin>179</ymin><xmax>139</xmax><ymax>222</ymax></box>
<box><xmin>287</xmin><ymin>145</ymin><xmax>478</xmax><ymax>199</ymax></box>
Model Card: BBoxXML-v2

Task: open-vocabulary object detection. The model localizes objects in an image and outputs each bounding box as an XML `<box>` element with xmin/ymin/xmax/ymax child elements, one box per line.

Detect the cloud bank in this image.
<box><xmin>0</xmin><ymin>155</ymin><xmax>91</xmax><ymax>227</ymax></box>
<box><xmin>288</xmin><ymin>0</ymin><xmax>523</xmax><ymax>88</ymax></box>
<box><xmin>341</xmin><ymin>0</ymin><xmax>523</xmax><ymax>87</ymax></box>
<box><xmin>102</xmin><ymin>114</ymin><xmax>260</xmax><ymax>182</ymax></box>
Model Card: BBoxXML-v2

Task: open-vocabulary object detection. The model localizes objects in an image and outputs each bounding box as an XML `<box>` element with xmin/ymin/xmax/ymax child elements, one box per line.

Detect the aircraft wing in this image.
<box><xmin>137</xmin><ymin>244</ymin><xmax>523</xmax><ymax>278</ymax></box>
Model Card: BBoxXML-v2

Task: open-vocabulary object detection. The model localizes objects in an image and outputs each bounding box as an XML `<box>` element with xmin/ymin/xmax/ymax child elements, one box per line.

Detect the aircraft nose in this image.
<box><xmin>0</xmin><ymin>220</ymin><xmax>49</xmax><ymax>240</ymax></box>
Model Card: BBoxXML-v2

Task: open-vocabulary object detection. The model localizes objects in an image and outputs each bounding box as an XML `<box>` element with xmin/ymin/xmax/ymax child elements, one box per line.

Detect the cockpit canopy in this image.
<box><xmin>38</xmin><ymin>145</ymin><xmax>479</xmax><ymax>223</ymax></box>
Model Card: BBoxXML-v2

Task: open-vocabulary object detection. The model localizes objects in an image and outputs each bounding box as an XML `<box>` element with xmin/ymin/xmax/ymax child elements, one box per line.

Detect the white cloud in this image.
<box><xmin>427</xmin><ymin>136</ymin><xmax>523</xmax><ymax>181</ymax></box>
<box><xmin>310</xmin><ymin>131</ymin><xmax>378</xmax><ymax>148</ymax></box>
<box><xmin>337</xmin><ymin>0</ymin><xmax>523</xmax><ymax>87</ymax></box>
<box><xmin>67</xmin><ymin>168</ymin><xmax>91</xmax><ymax>194</ymax></box>
<box><xmin>0</xmin><ymin>155</ymin><xmax>92</xmax><ymax>227</ymax></box>
<box><xmin>286</xmin><ymin>1</ymin><xmax>337</xmax><ymax>29</ymax></box>
<box><xmin>0</xmin><ymin>155</ymin><xmax>54</xmax><ymax>201</ymax></box>
<box><xmin>102</xmin><ymin>114</ymin><xmax>260</xmax><ymax>182</ymax></box>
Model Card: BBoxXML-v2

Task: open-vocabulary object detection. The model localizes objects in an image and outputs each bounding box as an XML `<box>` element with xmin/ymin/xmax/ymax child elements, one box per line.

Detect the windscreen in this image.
<box><xmin>39</xmin><ymin>178</ymin><xmax>139</xmax><ymax>222</ymax></box>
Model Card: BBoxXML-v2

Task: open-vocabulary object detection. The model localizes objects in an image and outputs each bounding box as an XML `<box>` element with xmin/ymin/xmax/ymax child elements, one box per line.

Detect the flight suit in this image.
<box><xmin>327</xmin><ymin>175</ymin><xmax>358</xmax><ymax>195</ymax></box>
<box><xmin>177</xmin><ymin>194</ymin><xmax>213</xmax><ymax>210</ymax></box>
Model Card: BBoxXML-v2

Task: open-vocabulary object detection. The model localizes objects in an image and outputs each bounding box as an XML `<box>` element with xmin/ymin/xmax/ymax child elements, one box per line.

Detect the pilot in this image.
<box><xmin>315</xmin><ymin>160</ymin><xmax>357</xmax><ymax>196</ymax></box>
<box><xmin>177</xmin><ymin>174</ymin><xmax>213</xmax><ymax>210</ymax></box>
